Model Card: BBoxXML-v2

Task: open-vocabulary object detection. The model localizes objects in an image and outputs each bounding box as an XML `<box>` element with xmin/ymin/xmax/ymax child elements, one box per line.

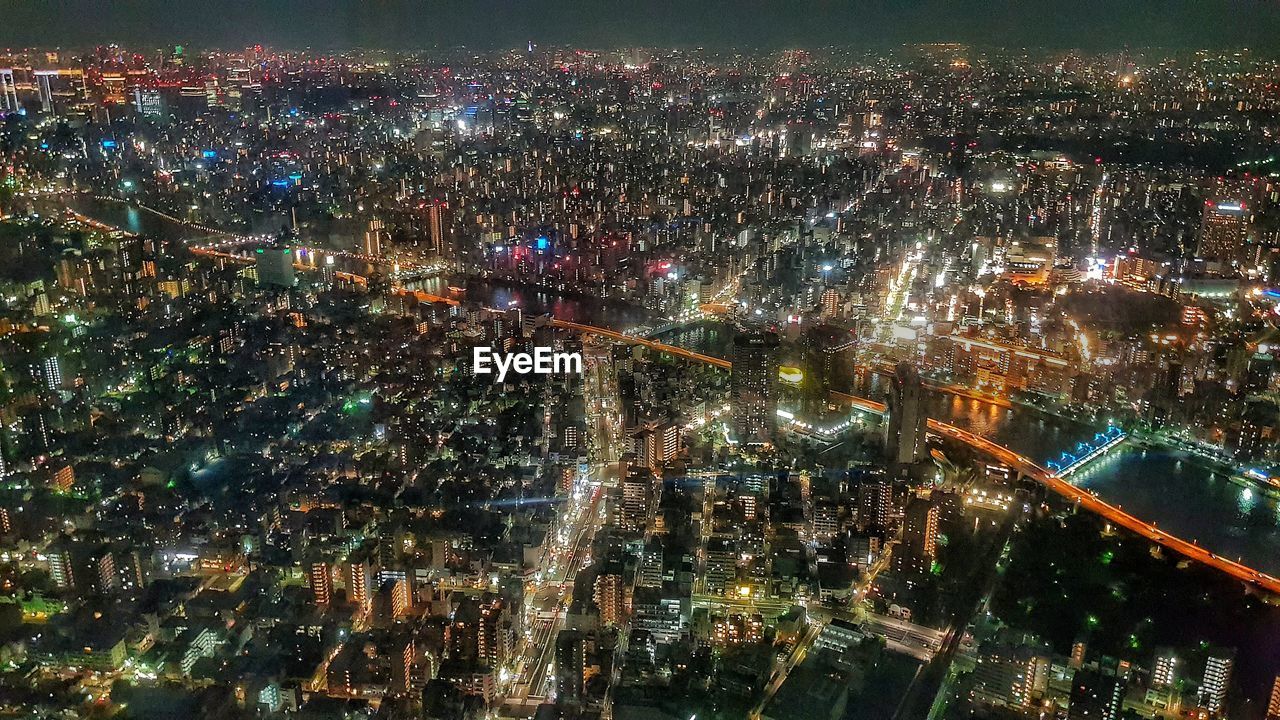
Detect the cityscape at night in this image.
<box><xmin>6</xmin><ymin>3</ymin><xmax>1280</xmax><ymax>719</ymax></box>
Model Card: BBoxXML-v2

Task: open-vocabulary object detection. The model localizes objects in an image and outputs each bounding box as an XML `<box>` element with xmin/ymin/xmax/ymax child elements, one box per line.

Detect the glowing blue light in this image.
<box><xmin>101</xmin><ymin>140</ymin><xmax>117</xmax><ymax>149</ymax></box>
<box><xmin>202</xmin><ymin>150</ymin><xmax>217</xmax><ymax>159</ymax></box>
<box><xmin>271</xmin><ymin>179</ymin><xmax>290</xmax><ymax>188</ymax></box>
<box><xmin>536</xmin><ymin>236</ymin><xmax>550</xmax><ymax>251</ymax></box>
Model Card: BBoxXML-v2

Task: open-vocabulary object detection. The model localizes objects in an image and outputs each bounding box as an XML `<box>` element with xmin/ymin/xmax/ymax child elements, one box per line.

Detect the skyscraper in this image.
<box><xmin>428</xmin><ymin>201</ymin><xmax>447</xmax><ymax>256</ymax></box>
<box><xmin>345</xmin><ymin>559</ymin><xmax>372</xmax><ymax>615</ymax></box>
<box><xmin>620</xmin><ymin>465</ymin><xmax>655</xmax><ymax>532</ymax></box>
<box><xmin>554</xmin><ymin>629</ymin><xmax>587</xmax><ymax>707</ymax></box>
<box><xmin>1245</xmin><ymin>352</ymin><xmax>1275</xmax><ymax>394</ymax></box>
<box><xmin>884</xmin><ymin>361</ymin><xmax>928</xmax><ymax>466</ymax></box>
<box><xmin>856</xmin><ymin>475</ymin><xmax>892</xmax><ymax>533</ymax></box>
<box><xmin>477</xmin><ymin>596</ymin><xmax>508</xmax><ymax>668</ymax></box>
<box><xmin>445</xmin><ymin>598</ymin><xmax>481</xmax><ymax>661</ymax></box>
<box><xmin>0</xmin><ymin>69</ymin><xmax>17</xmax><ymax>113</ymax></box>
<box><xmin>26</xmin><ymin>355</ymin><xmax>61</xmax><ymax>394</ymax></box>
<box><xmin>820</xmin><ymin>287</ymin><xmax>841</xmax><ymax>317</ymax></box>
<box><xmin>392</xmin><ymin>636</ymin><xmax>413</xmax><ymax>695</ymax></box>
<box><xmin>594</xmin><ymin>570</ymin><xmax>626</xmax><ymax>627</ymax></box>
<box><xmin>48</xmin><ymin>543</ymin><xmax>75</xmax><ymax>590</ymax></box>
<box><xmin>731</xmin><ymin>330</ymin><xmax>780</xmax><ymax>444</ymax></box>
<box><xmin>1197</xmin><ymin>201</ymin><xmax>1248</xmax><ymax>263</ymax></box>
<box><xmin>905</xmin><ymin>495</ymin><xmax>938</xmax><ymax>557</ymax></box>
<box><xmin>391</xmin><ymin>578</ymin><xmax>412</xmax><ymax>618</ymax></box>
<box><xmin>89</xmin><ymin>546</ymin><xmax>118</xmax><ymax>595</ymax></box>
<box><xmin>41</xmin><ymin>356</ymin><xmax>62</xmax><ymax>390</ymax></box>
<box><xmin>637</xmin><ymin>539</ymin><xmax>664</xmax><ymax>588</ymax></box>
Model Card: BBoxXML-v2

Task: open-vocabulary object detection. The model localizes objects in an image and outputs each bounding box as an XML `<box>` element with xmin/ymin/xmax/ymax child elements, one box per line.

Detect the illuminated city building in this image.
<box><xmin>309</xmin><ymin>560</ymin><xmax>333</xmax><ymax>606</ymax></box>
<box><xmin>620</xmin><ymin>465</ymin><xmax>655</xmax><ymax>533</ymax></box>
<box><xmin>1267</xmin><ymin>674</ymin><xmax>1280</xmax><ymax>719</ymax></box>
<box><xmin>892</xmin><ymin>494</ymin><xmax>938</xmax><ymax>577</ymax></box>
<box><xmin>731</xmin><ymin>330</ymin><xmax>780</xmax><ymax>444</ymax></box>
<box><xmin>1198</xmin><ymin>200</ymin><xmax>1249</xmax><ymax>264</ymax></box>
<box><xmin>343</xmin><ymin>558</ymin><xmax>368</xmax><ymax>614</ymax></box>
<box><xmin>1152</xmin><ymin>649</ymin><xmax>1179</xmax><ymax>688</ymax></box>
<box><xmin>363</xmin><ymin>218</ymin><xmax>387</xmax><ymax>257</ymax></box>
<box><xmin>1200</xmin><ymin>648</ymin><xmax>1235</xmax><ymax>715</ymax></box>
<box><xmin>594</xmin><ymin>571</ymin><xmax>626</xmax><ymax>627</ymax></box>
<box><xmin>884</xmin><ymin>362</ymin><xmax>928</xmax><ymax>467</ymax></box>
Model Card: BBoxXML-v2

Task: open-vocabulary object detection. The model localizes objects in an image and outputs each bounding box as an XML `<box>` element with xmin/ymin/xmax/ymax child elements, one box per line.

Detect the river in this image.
<box><xmin>63</xmin><ymin>197</ymin><xmax>1280</xmax><ymax>577</ymax></box>
<box><xmin>655</xmin><ymin>320</ymin><xmax>1280</xmax><ymax>577</ymax></box>
<box><xmin>58</xmin><ymin>195</ymin><xmax>655</xmax><ymax>328</ymax></box>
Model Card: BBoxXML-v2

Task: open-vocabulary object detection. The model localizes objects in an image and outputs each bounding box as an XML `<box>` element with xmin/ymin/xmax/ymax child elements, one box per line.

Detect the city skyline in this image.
<box><xmin>2</xmin><ymin>33</ymin><xmax>1280</xmax><ymax>720</ymax></box>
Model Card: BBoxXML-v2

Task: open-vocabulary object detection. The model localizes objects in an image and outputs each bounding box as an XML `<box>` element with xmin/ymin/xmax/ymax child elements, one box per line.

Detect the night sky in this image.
<box><xmin>0</xmin><ymin>0</ymin><xmax>1278</xmax><ymax>51</ymax></box>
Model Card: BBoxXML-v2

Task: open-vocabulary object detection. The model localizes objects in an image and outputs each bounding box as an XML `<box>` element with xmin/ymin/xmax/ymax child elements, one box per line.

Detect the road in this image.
<box><xmin>899</xmin><ymin>514</ymin><xmax>1015</xmax><ymax>720</ymax></box>
<box><xmin>510</xmin><ymin>482</ymin><xmax>602</xmax><ymax>707</ymax></box>
<box><xmin>750</xmin><ymin>618</ymin><xmax>824</xmax><ymax>719</ymax></box>
<box><xmin>500</xmin><ymin>348</ymin><xmax>619</xmax><ymax>717</ymax></box>
<box><xmin>750</xmin><ymin>550</ymin><xmax>898</xmax><ymax>718</ymax></box>
<box><xmin>859</xmin><ymin>611</ymin><xmax>946</xmax><ymax>662</ymax></box>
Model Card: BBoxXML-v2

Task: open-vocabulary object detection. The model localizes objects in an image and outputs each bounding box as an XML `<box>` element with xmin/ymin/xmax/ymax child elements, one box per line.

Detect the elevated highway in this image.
<box><xmin>550</xmin><ymin>319</ymin><xmax>731</xmax><ymax>369</ymax></box>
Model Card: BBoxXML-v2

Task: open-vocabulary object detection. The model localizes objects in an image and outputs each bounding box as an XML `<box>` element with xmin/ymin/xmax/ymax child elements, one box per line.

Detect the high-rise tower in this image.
<box><xmin>731</xmin><ymin>330</ymin><xmax>780</xmax><ymax>444</ymax></box>
<box><xmin>884</xmin><ymin>362</ymin><xmax>928</xmax><ymax>466</ymax></box>
<box><xmin>1197</xmin><ymin>201</ymin><xmax>1248</xmax><ymax>263</ymax></box>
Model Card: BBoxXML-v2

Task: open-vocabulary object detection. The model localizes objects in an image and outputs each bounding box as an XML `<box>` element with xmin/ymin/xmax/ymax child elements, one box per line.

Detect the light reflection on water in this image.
<box><xmin>1240</xmin><ymin>487</ymin><xmax>1257</xmax><ymax>516</ymax></box>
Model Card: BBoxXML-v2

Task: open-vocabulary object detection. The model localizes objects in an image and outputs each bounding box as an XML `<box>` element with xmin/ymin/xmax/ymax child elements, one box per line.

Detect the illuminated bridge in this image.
<box><xmin>556</xmin><ymin>321</ymin><xmax>1280</xmax><ymax>595</ymax></box>
<box><xmin>1046</xmin><ymin>426</ymin><xmax>1127</xmax><ymax>478</ymax></box>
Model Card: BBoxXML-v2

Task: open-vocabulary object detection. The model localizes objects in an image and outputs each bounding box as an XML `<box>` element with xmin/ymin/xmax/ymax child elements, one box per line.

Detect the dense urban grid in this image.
<box><xmin>1</xmin><ymin>41</ymin><xmax>1280</xmax><ymax>720</ymax></box>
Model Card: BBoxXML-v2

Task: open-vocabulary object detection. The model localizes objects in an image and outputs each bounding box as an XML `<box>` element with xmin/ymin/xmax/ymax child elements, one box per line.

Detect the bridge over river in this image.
<box><xmin>556</xmin><ymin>319</ymin><xmax>1280</xmax><ymax>595</ymax></box>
